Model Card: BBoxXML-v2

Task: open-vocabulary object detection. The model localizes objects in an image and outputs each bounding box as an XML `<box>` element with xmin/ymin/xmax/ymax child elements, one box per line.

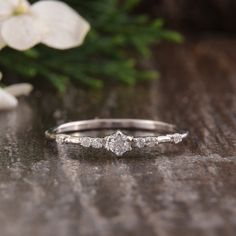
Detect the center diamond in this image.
<box><xmin>105</xmin><ymin>131</ymin><xmax>132</xmax><ymax>156</ymax></box>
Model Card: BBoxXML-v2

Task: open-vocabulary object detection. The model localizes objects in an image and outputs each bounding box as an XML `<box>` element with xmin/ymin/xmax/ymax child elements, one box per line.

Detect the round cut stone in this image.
<box><xmin>172</xmin><ymin>134</ymin><xmax>182</xmax><ymax>144</ymax></box>
<box><xmin>134</xmin><ymin>138</ymin><xmax>146</xmax><ymax>148</ymax></box>
<box><xmin>105</xmin><ymin>131</ymin><xmax>132</xmax><ymax>156</ymax></box>
<box><xmin>80</xmin><ymin>137</ymin><xmax>92</xmax><ymax>147</ymax></box>
<box><xmin>145</xmin><ymin>137</ymin><xmax>157</xmax><ymax>147</ymax></box>
<box><xmin>91</xmin><ymin>138</ymin><xmax>103</xmax><ymax>148</ymax></box>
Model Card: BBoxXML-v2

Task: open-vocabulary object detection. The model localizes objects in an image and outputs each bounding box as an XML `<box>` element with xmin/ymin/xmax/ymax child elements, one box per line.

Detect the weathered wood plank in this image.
<box><xmin>0</xmin><ymin>36</ymin><xmax>236</xmax><ymax>236</ymax></box>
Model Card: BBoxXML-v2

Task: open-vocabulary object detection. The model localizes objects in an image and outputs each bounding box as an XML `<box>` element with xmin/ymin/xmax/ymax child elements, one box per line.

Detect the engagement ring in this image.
<box><xmin>45</xmin><ymin>119</ymin><xmax>188</xmax><ymax>156</ymax></box>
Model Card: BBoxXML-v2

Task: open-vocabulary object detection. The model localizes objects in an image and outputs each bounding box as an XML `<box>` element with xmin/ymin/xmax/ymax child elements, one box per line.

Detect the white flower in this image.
<box><xmin>0</xmin><ymin>83</ymin><xmax>33</xmax><ymax>110</ymax></box>
<box><xmin>0</xmin><ymin>0</ymin><xmax>90</xmax><ymax>50</ymax></box>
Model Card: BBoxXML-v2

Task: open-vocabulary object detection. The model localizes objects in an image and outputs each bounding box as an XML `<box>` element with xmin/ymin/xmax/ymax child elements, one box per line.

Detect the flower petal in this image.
<box><xmin>0</xmin><ymin>0</ymin><xmax>16</xmax><ymax>21</ymax></box>
<box><xmin>0</xmin><ymin>38</ymin><xmax>5</xmax><ymax>50</ymax></box>
<box><xmin>4</xmin><ymin>83</ymin><xmax>33</xmax><ymax>97</ymax></box>
<box><xmin>0</xmin><ymin>0</ymin><xmax>30</xmax><ymax>20</ymax></box>
<box><xmin>1</xmin><ymin>14</ymin><xmax>43</xmax><ymax>50</ymax></box>
<box><xmin>0</xmin><ymin>23</ymin><xmax>5</xmax><ymax>49</ymax></box>
<box><xmin>0</xmin><ymin>88</ymin><xmax>18</xmax><ymax>110</ymax></box>
<box><xmin>31</xmin><ymin>0</ymin><xmax>90</xmax><ymax>49</ymax></box>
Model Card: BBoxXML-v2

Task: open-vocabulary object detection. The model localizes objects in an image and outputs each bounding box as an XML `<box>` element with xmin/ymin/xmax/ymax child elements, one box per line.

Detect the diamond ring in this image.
<box><xmin>45</xmin><ymin>119</ymin><xmax>188</xmax><ymax>156</ymax></box>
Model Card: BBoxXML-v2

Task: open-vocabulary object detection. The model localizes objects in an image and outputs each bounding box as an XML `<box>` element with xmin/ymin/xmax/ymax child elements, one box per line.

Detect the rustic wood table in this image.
<box><xmin>0</xmin><ymin>36</ymin><xmax>236</xmax><ymax>236</ymax></box>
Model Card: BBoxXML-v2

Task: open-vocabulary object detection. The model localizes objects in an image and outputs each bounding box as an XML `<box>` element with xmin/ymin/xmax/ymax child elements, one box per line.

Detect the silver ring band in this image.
<box><xmin>45</xmin><ymin>119</ymin><xmax>188</xmax><ymax>156</ymax></box>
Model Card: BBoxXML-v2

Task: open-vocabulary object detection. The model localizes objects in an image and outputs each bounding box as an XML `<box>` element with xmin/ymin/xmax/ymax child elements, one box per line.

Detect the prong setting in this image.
<box><xmin>105</xmin><ymin>131</ymin><xmax>133</xmax><ymax>156</ymax></box>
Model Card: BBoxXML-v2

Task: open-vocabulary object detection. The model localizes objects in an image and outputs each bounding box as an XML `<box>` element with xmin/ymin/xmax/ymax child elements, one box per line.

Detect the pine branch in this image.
<box><xmin>0</xmin><ymin>0</ymin><xmax>183</xmax><ymax>91</ymax></box>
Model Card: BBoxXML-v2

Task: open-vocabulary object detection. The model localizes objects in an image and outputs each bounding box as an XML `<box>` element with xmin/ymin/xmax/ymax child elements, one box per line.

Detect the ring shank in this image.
<box><xmin>45</xmin><ymin>119</ymin><xmax>188</xmax><ymax>142</ymax></box>
<box><xmin>55</xmin><ymin>119</ymin><xmax>176</xmax><ymax>133</ymax></box>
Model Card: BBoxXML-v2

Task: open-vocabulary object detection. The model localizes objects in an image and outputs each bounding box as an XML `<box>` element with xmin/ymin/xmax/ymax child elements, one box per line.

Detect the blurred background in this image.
<box><xmin>140</xmin><ymin>0</ymin><xmax>236</xmax><ymax>32</ymax></box>
<box><xmin>0</xmin><ymin>0</ymin><xmax>235</xmax><ymax>91</ymax></box>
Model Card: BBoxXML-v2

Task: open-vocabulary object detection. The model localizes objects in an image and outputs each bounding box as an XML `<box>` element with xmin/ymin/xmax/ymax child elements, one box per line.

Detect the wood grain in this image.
<box><xmin>0</xmin><ymin>36</ymin><xmax>236</xmax><ymax>236</ymax></box>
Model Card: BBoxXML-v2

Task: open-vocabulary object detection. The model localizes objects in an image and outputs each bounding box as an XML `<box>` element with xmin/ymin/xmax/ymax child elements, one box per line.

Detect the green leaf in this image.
<box><xmin>0</xmin><ymin>0</ymin><xmax>183</xmax><ymax>91</ymax></box>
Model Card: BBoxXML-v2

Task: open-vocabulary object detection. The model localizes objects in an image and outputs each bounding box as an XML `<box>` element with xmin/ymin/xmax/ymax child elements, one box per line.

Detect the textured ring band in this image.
<box><xmin>45</xmin><ymin>119</ymin><xmax>188</xmax><ymax>156</ymax></box>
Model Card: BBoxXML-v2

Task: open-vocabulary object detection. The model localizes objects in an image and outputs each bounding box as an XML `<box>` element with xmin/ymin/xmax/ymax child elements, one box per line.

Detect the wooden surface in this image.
<box><xmin>1</xmin><ymin>36</ymin><xmax>236</xmax><ymax>236</ymax></box>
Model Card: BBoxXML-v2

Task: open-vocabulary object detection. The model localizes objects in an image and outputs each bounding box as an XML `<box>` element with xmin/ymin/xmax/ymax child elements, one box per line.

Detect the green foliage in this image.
<box><xmin>0</xmin><ymin>0</ymin><xmax>183</xmax><ymax>91</ymax></box>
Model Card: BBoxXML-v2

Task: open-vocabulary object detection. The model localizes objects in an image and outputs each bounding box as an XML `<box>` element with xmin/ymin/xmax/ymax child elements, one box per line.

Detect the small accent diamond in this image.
<box><xmin>145</xmin><ymin>137</ymin><xmax>157</xmax><ymax>147</ymax></box>
<box><xmin>172</xmin><ymin>133</ymin><xmax>182</xmax><ymax>144</ymax></box>
<box><xmin>135</xmin><ymin>138</ymin><xmax>146</xmax><ymax>148</ymax></box>
<box><xmin>91</xmin><ymin>138</ymin><xmax>103</xmax><ymax>148</ymax></box>
<box><xmin>167</xmin><ymin>133</ymin><xmax>183</xmax><ymax>144</ymax></box>
<box><xmin>56</xmin><ymin>135</ymin><xmax>68</xmax><ymax>144</ymax></box>
<box><xmin>80</xmin><ymin>137</ymin><xmax>92</xmax><ymax>147</ymax></box>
